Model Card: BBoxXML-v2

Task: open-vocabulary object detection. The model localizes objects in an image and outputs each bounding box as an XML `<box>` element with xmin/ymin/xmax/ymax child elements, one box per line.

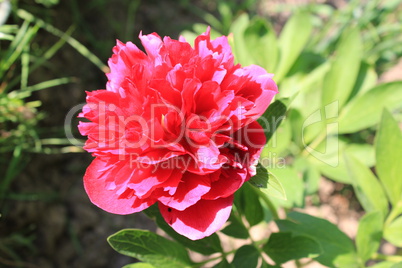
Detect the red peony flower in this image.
<box><xmin>78</xmin><ymin>28</ymin><xmax>278</xmax><ymax>240</ymax></box>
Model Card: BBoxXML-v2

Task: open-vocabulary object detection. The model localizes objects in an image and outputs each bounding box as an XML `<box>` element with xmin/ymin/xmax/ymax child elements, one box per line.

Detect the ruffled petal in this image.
<box><xmin>202</xmin><ymin>167</ymin><xmax>248</xmax><ymax>200</ymax></box>
<box><xmin>84</xmin><ymin>158</ymin><xmax>155</xmax><ymax>214</ymax></box>
<box><xmin>159</xmin><ymin>195</ymin><xmax>234</xmax><ymax>240</ymax></box>
<box><xmin>158</xmin><ymin>172</ymin><xmax>211</xmax><ymax>211</ymax></box>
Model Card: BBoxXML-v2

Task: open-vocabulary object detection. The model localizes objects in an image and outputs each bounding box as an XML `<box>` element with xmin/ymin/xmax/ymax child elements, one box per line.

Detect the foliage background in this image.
<box><xmin>0</xmin><ymin>0</ymin><xmax>401</xmax><ymax>267</ymax></box>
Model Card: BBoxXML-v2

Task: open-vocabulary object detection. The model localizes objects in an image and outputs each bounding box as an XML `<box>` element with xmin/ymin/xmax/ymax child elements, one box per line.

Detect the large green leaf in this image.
<box><xmin>249</xmin><ymin>163</ymin><xmax>287</xmax><ymax>200</ymax></box>
<box><xmin>375</xmin><ymin>110</ymin><xmax>402</xmax><ymax>206</ymax></box>
<box><xmin>322</xmin><ymin>28</ymin><xmax>362</xmax><ymax>108</ymax></box>
<box><xmin>384</xmin><ymin>216</ymin><xmax>402</xmax><ymax>247</ymax></box>
<box><xmin>269</xmin><ymin>167</ymin><xmax>304</xmax><ymax>208</ymax></box>
<box><xmin>294</xmin><ymin>157</ymin><xmax>321</xmax><ymax>195</ymax></box>
<box><xmin>356</xmin><ymin>211</ymin><xmax>383</xmax><ymax>263</ymax></box>
<box><xmin>345</xmin><ymin>155</ymin><xmax>389</xmax><ymax>217</ymax></box>
<box><xmin>107</xmin><ymin>229</ymin><xmax>193</xmax><ymax>268</ymax></box>
<box><xmin>263</xmin><ymin>232</ymin><xmax>322</xmax><ymax>264</ymax></box>
<box><xmin>348</xmin><ymin>62</ymin><xmax>378</xmax><ymax>100</ymax></box>
<box><xmin>279</xmin><ymin>60</ymin><xmax>330</xmax><ymax>99</ymax></box>
<box><xmin>232</xmin><ymin>245</ymin><xmax>260</xmax><ymax>268</ymax></box>
<box><xmin>275</xmin><ymin>12</ymin><xmax>314</xmax><ymax>82</ymax></box>
<box><xmin>338</xmin><ymin>82</ymin><xmax>402</xmax><ymax>133</ymax></box>
<box><xmin>257</xmin><ymin>99</ymin><xmax>287</xmax><ymax>143</ymax></box>
<box><xmin>263</xmin><ymin>118</ymin><xmax>292</xmax><ymax>158</ymax></box>
<box><xmin>237</xmin><ymin>183</ymin><xmax>264</xmax><ymax>226</ymax></box>
<box><xmin>230</xmin><ymin>13</ymin><xmax>251</xmax><ymax>66</ymax></box>
<box><xmin>277</xmin><ymin>212</ymin><xmax>358</xmax><ymax>268</ymax></box>
<box><xmin>244</xmin><ymin>17</ymin><xmax>278</xmax><ymax>72</ymax></box>
<box><xmin>309</xmin><ymin>138</ymin><xmax>375</xmax><ymax>184</ymax></box>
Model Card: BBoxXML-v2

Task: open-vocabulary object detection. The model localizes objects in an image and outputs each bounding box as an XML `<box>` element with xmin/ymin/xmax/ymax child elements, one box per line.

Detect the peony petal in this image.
<box><xmin>139</xmin><ymin>32</ymin><xmax>163</xmax><ymax>65</ymax></box>
<box><xmin>158</xmin><ymin>172</ymin><xmax>211</xmax><ymax>211</ymax></box>
<box><xmin>107</xmin><ymin>41</ymin><xmax>148</xmax><ymax>93</ymax></box>
<box><xmin>202</xmin><ymin>167</ymin><xmax>248</xmax><ymax>200</ymax></box>
<box><xmin>84</xmin><ymin>157</ymin><xmax>154</xmax><ymax>214</ymax></box>
<box><xmin>234</xmin><ymin>121</ymin><xmax>266</xmax><ymax>176</ymax></box>
<box><xmin>159</xmin><ymin>196</ymin><xmax>234</xmax><ymax>240</ymax></box>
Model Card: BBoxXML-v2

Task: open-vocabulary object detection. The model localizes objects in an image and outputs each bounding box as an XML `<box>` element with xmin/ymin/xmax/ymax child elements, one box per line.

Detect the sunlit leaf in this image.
<box><xmin>338</xmin><ymin>82</ymin><xmax>402</xmax><ymax>133</ymax></box>
<box><xmin>356</xmin><ymin>211</ymin><xmax>383</xmax><ymax>262</ymax></box>
<box><xmin>277</xmin><ymin>212</ymin><xmax>358</xmax><ymax>267</ymax></box>
<box><xmin>263</xmin><ymin>232</ymin><xmax>322</xmax><ymax>264</ymax></box>
<box><xmin>345</xmin><ymin>155</ymin><xmax>389</xmax><ymax>217</ymax></box>
<box><xmin>384</xmin><ymin>216</ymin><xmax>402</xmax><ymax>247</ymax></box>
<box><xmin>108</xmin><ymin>229</ymin><xmax>192</xmax><ymax>268</ymax></box>
<box><xmin>275</xmin><ymin>12</ymin><xmax>314</xmax><ymax>82</ymax></box>
<box><xmin>322</xmin><ymin>28</ymin><xmax>362</xmax><ymax>108</ymax></box>
<box><xmin>249</xmin><ymin>164</ymin><xmax>287</xmax><ymax>200</ymax></box>
<box><xmin>232</xmin><ymin>245</ymin><xmax>260</xmax><ymax>268</ymax></box>
<box><xmin>375</xmin><ymin>110</ymin><xmax>402</xmax><ymax>206</ymax></box>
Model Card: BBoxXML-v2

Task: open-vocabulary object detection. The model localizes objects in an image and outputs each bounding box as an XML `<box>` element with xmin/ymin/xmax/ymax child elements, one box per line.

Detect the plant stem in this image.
<box><xmin>372</xmin><ymin>253</ymin><xmax>402</xmax><ymax>263</ymax></box>
<box><xmin>385</xmin><ymin>200</ymin><xmax>402</xmax><ymax>227</ymax></box>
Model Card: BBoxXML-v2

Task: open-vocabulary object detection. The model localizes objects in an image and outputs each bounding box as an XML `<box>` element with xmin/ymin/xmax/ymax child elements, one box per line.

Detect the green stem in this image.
<box><xmin>193</xmin><ymin>249</ymin><xmax>237</xmax><ymax>268</ymax></box>
<box><xmin>385</xmin><ymin>200</ymin><xmax>402</xmax><ymax>227</ymax></box>
<box><xmin>372</xmin><ymin>253</ymin><xmax>402</xmax><ymax>263</ymax></box>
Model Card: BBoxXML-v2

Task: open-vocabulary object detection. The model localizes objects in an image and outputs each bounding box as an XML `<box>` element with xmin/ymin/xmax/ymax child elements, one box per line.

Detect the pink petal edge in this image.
<box><xmin>84</xmin><ymin>158</ymin><xmax>153</xmax><ymax>215</ymax></box>
<box><xmin>159</xmin><ymin>196</ymin><xmax>234</xmax><ymax>240</ymax></box>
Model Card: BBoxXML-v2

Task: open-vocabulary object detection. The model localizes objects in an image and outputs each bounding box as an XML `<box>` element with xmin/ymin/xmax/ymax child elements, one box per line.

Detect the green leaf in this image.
<box><xmin>257</xmin><ymin>99</ymin><xmax>287</xmax><ymax>143</ymax></box>
<box><xmin>277</xmin><ymin>212</ymin><xmax>358</xmax><ymax>268</ymax></box>
<box><xmin>122</xmin><ymin>263</ymin><xmax>155</xmax><ymax>268</ymax></box>
<box><xmin>384</xmin><ymin>216</ymin><xmax>402</xmax><ymax>247</ymax></box>
<box><xmin>232</xmin><ymin>245</ymin><xmax>260</xmax><ymax>268</ymax></box>
<box><xmin>248</xmin><ymin>163</ymin><xmax>269</xmax><ymax>188</ymax></box>
<box><xmin>279</xmin><ymin>60</ymin><xmax>330</xmax><ymax>99</ymax></box>
<box><xmin>275</xmin><ymin>12</ymin><xmax>314</xmax><ymax>82</ymax></box>
<box><xmin>347</xmin><ymin>62</ymin><xmax>378</xmax><ymax>100</ymax></box>
<box><xmin>244</xmin><ymin>17</ymin><xmax>278</xmax><ymax>71</ymax></box>
<box><xmin>238</xmin><ymin>183</ymin><xmax>264</xmax><ymax>226</ymax></box>
<box><xmin>375</xmin><ymin>110</ymin><xmax>402</xmax><ymax>206</ymax></box>
<box><xmin>338</xmin><ymin>82</ymin><xmax>402</xmax><ymax>133</ymax></box>
<box><xmin>221</xmin><ymin>214</ymin><xmax>249</xmax><ymax>239</ymax></box>
<box><xmin>263</xmin><ymin>118</ymin><xmax>292</xmax><ymax>158</ymax></box>
<box><xmin>263</xmin><ymin>232</ymin><xmax>322</xmax><ymax>264</ymax></box>
<box><xmin>310</xmin><ymin>139</ymin><xmax>375</xmax><ymax>184</ymax></box>
<box><xmin>356</xmin><ymin>211</ymin><xmax>383</xmax><ymax>262</ymax></box>
<box><xmin>344</xmin><ymin>155</ymin><xmax>389</xmax><ymax>217</ymax></box>
<box><xmin>294</xmin><ymin>157</ymin><xmax>321</xmax><ymax>195</ymax></box>
<box><xmin>107</xmin><ymin>229</ymin><xmax>192</xmax><ymax>268</ymax></box>
<box><xmin>269</xmin><ymin>167</ymin><xmax>304</xmax><ymax>208</ymax></box>
<box><xmin>322</xmin><ymin>28</ymin><xmax>362</xmax><ymax>108</ymax></box>
<box><xmin>249</xmin><ymin>164</ymin><xmax>287</xmax><ymax>200</ymax></box>
<box><xmin>230</xmin><ymin>13</ymin><xmax>251</xmax><ymax>65</ymax></box>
